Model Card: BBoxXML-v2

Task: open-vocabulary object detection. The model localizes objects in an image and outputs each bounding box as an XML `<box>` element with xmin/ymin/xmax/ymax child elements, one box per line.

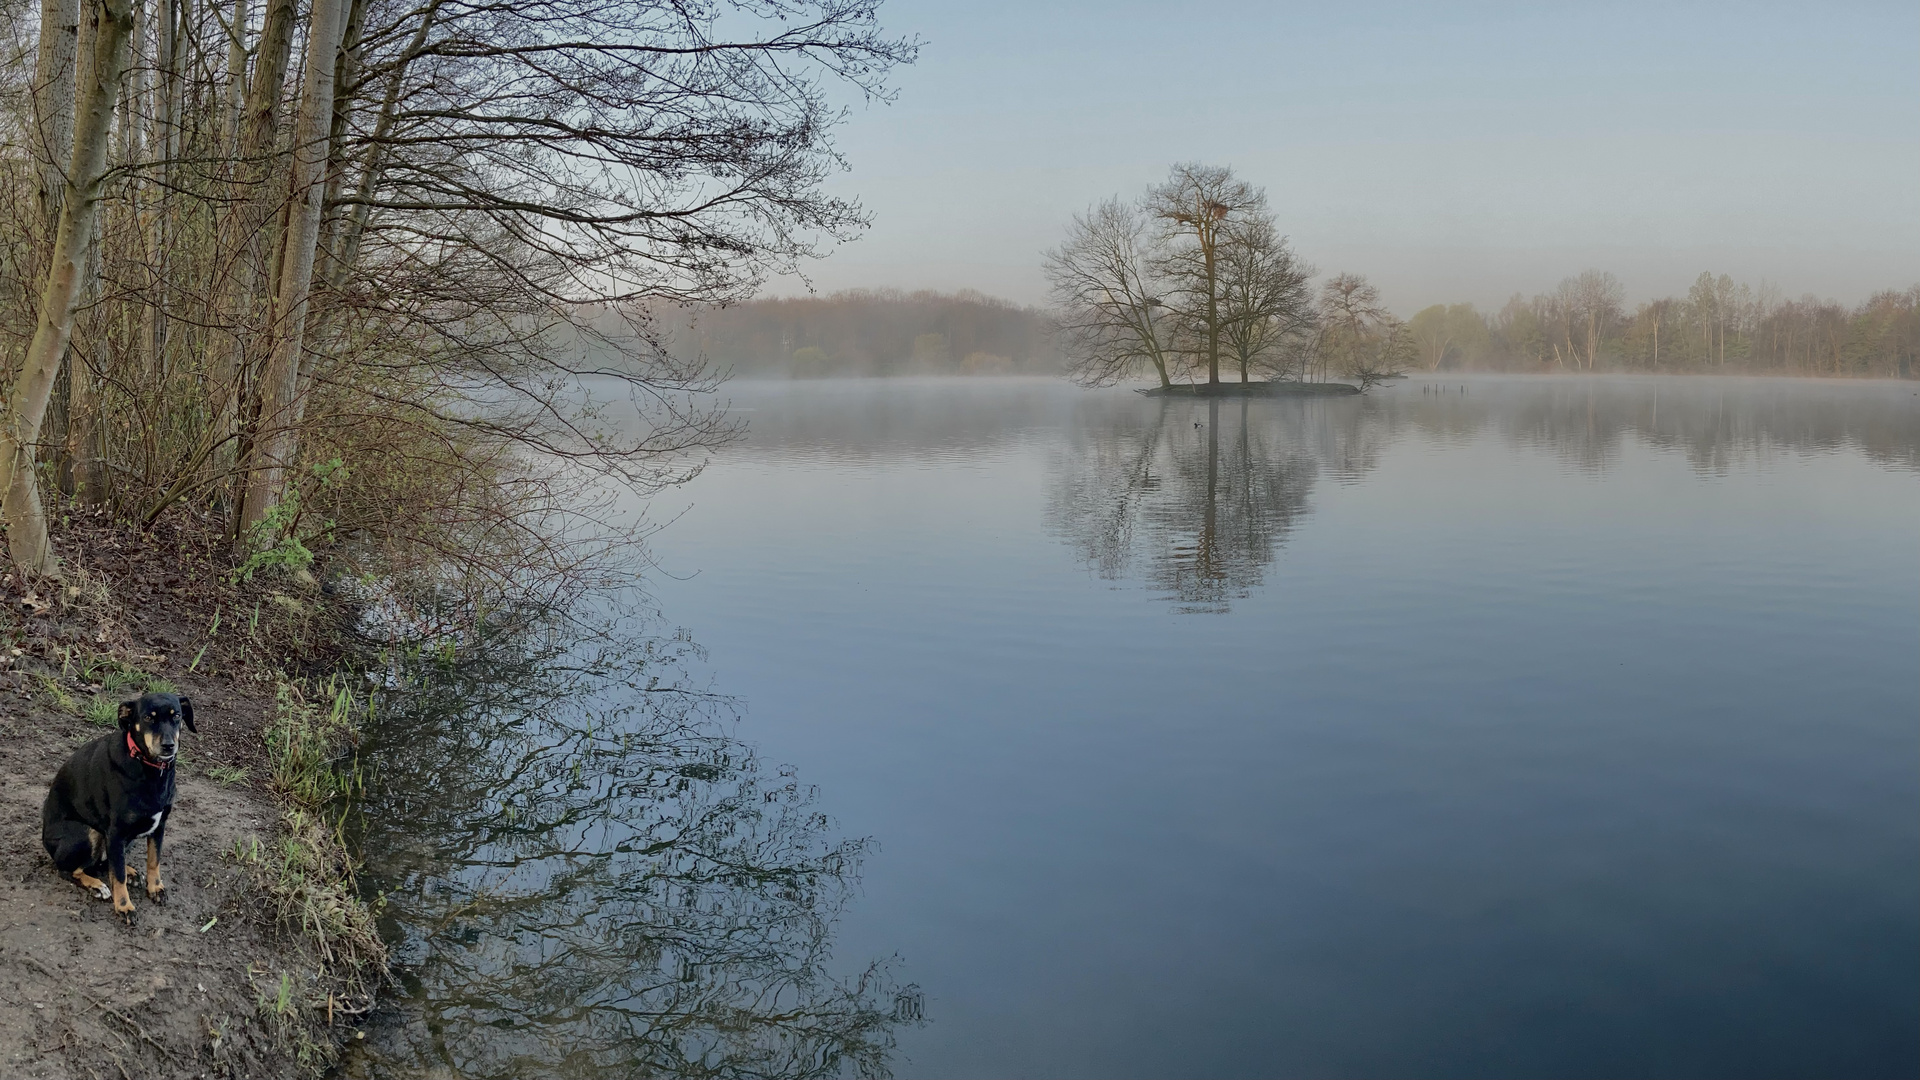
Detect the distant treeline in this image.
<box><xmin>655</xmin><ymin>290</ymin><xmax>1065</xmax><ymax>377</ymax></box>
<box><xmin>639</xmin><ymin>274</ymin><xmax>1919</xmax><ymax>383</ymax></box>
<box><xmin>1410</xmin><ymin>273</ymin><xmax>1920</xmax><ymax>378</ymax></box>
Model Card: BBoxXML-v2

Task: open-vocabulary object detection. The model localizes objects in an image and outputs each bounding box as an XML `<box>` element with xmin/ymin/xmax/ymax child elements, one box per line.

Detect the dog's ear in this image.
<box><xmin>178</xmin><ymin>697</ymin><xmax>195</xmax><ymax>732</ymax></box>
<box><xmin>117</xmin><ymin>700</ymin><xmax>138</xmax><ymax>731</ymax></box>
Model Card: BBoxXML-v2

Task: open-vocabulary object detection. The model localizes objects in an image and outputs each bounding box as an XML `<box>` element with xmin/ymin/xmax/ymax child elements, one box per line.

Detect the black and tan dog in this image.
<box><xmin>42</xmin><ymin>692</ymin><xmax>195</xmax><ymax>919</ymax></box>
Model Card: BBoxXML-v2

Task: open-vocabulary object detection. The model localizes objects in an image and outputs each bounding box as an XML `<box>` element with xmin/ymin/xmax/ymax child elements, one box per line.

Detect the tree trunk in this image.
<box><xmin>67</xmin><ymin>205</ymin><xmax>108</xmax><ymax>505</ymax></box>
<box><xmin>314</xmin><ymin>0</ymin><xmax>367</xmax><ymax>272</ymax></box>
<box><xmin>220</xmin><ymin>0</ymin><xmax>246</xmax><ymax>148</ymax></box>
<box><xmin>139</xmin><ymin>0</ymin><xmax>181</xmax><ymax>382</ymax></box>
<box><xmin>237</xmin><ymin>0</ymin><xmax>349</xmax><ymax>542</ymax></box>
<box><xmin>0</xmin><ymin>0</ymin><xmax>136</xmax><ymax>573</ymax></box>
<box><xmin>1148</xmin><ymin>347</ymin><xmax>1170</xmax><ymax>388</ymax></box>
<box><xmin>210</xmin><ymin>0</ymin><xmax>294</xmax><ymax>525</ymax></box>
<box><xmin>30</xmin><ymin>0</ymin><xmax>82</xmax><ymax>487</ymax></box>
<box><xmin>1203</xmin><ymin>232</ymin><xmax>1220</xmax><ymax>386</ymax></box>
<box><xmin>31</xmin><ymin>0</ymin><xmax>80</xmax><ymax>258</ymax></box>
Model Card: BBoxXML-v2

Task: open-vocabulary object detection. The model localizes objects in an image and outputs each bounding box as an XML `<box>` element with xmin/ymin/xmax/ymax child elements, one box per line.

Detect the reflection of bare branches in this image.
<box><xmin>1047</xmin><ymin>397</ymin><xmax>1346</xmax><ymax>613</ymax></box>
<box><xmin>347</xmin><ymin>622</ymin><xmax>913</xmax><ymax>1079</ymax></box>
<box><xmin>1048</xmin><ymin>377</ymin><xmax>1915</xmax><ymax>613</ymax></box>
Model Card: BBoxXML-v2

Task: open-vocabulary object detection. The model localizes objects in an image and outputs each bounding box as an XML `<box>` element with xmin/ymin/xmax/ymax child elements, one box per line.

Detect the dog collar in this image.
<box><xmin>126</xmin><ymin>732</ymin><xmax>170</xmax><ymax>770</ymax></box>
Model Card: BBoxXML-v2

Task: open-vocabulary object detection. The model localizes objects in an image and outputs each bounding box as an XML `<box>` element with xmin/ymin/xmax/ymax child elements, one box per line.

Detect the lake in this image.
<box><xmin>342</xmin><ymin>375</ymin><xmax>1920</xmax><ymax>1079</ymax></box>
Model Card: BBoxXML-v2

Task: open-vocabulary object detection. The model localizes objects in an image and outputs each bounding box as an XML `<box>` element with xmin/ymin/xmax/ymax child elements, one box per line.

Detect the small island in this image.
<box><xmin>1045</xmin><ymin>166</ymin><xmax>1413</xmax><ymax>395</ymax></box>
<box><xmin>1137</xmin><ymin>381</ymin><xmax>1363</xmax><ymax>397</ymax></box>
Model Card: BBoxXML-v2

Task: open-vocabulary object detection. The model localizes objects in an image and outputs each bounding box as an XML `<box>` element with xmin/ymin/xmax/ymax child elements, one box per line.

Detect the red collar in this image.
<box><xmin>126</xmin><ymin>732</ymin><xmax>171</xmax><ymax>770</ymax></box>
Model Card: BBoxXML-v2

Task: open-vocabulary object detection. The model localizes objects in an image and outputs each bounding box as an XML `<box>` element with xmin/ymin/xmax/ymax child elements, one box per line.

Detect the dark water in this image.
<box><xmin>345</xmin><ymin>376</ymin><xmax>1920</xmax><ymax>1079</ymax></box>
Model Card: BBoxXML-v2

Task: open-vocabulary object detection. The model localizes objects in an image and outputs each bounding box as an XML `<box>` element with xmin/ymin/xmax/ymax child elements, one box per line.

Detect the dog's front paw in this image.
<box><xmin>146</xmin><ymin>882</ymin><xmax>167</xmax><ymax>904</ymax></box>
<box><xmin>115</xmin><ymin>899</ymin><xmax>137</xmax><ymax>924</ymax></box>
<box><xmin>90</xmin><ymin>882</ymin><xmax>111</xmax><ymax>902</ymax></box>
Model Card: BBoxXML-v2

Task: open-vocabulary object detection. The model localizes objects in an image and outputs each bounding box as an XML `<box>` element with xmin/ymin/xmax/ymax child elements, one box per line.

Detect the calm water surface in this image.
<box><xmin>346</xmin><ymin>376</ymin><xmax>1920</xmax><ymax>1079</ymax></box>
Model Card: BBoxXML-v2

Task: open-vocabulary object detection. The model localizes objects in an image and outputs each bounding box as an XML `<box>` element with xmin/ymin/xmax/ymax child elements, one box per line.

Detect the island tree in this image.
<box><xmin>1043</xmin><ymin>197</ymin><xmax>1175</xmax><ymax>388</ymax></box>
<box><xmin>1045</xmin><ymin>164</ymin><xmax>1306</xmax><ymax>390</ymax></box>
<box><xmin>1314</xmin><ymin>273</ymin><xmax>1409</xmax><ymax>388</ymax></box>
<box><xmin>1146</xmin><ymin>164</ymin><xmax>1266</xmax><ymax>387</ymax></box>
<box><xmin>1216</xmin><ymin>217</ymin><xmax>1315</xmax><ymax>383</ymax></box>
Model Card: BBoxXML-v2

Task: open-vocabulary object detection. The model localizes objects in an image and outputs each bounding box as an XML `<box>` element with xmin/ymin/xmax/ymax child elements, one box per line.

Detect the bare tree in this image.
<box><xmin>0</xmin><ymin>0</ymin><xmax>135</xmax><ymax>572</ymax></box>
<box><xmin>236</xmin><ymin>0</ymin><xmax>349</xmax><ymax>539</ymax></box>
<box><xmin>1146</xmin><ymin>163</ymin><xmax>1264</xmax><ymax>386</ymax></box>
<box><xmin>1042</xmin><ymin>197</ymin><xmax>1173</xmax><ymax>388</ymax></box>
<box><xmin>1216</xmin><ymin>216</ymin><xmax>1313</xmax><ymax>384</ymax></box>
<box><xmin>1315</xmin><ymin>272</ymin><xmax>1388</xmax><ymax>384</ymax></box>
<box><xmin>0</xmin><ymin>0</ymin><xmax>918</xmax><ymax>593</ymax></box>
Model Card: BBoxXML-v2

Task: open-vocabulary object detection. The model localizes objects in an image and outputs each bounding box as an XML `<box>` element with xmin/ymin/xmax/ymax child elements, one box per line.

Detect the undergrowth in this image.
<box><xmin>233</xmin><ymin>678</ymin><xmax>386</xmax><ymax>1059</ymax></box>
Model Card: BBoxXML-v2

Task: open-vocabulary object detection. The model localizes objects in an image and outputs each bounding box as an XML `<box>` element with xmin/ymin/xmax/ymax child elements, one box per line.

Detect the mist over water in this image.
<box><xmin>350</xmin><ymin>376</ymin><xmax>1919</xmax><ymax>1078</ymax></box>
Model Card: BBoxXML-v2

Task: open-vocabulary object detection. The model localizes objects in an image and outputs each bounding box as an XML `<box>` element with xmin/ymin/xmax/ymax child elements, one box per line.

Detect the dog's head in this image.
<box><xmin>118</xmin><ymin>693</ymin><xmax>195</xmax><ymax>764</ymax></box>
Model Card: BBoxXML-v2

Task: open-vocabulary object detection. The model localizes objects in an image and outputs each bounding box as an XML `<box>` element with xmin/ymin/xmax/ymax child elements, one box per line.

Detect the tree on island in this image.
<box><xmin>1046</xmin><ymin>164</ymin><xmax>1321</xmax><ymax>390</ymax></box>
<box><xmin>1216</xmin><ymin>217</ymin><xmax>1316</xmax><ymax>383</ymax></box>
<box><xmin>1147</xmin><ymin>164</ymin><xmax>1268</xmax><ymax>387</ymax></box>
<box><xmin>1314</xmin><ymin>273</ymin><xmax>1411</xmax><ymax>389</ymax></box>
<box><xmin>1043</xmin><ymin>198</ymin><xmax>1177</xmax><ymax>388</ymax></box>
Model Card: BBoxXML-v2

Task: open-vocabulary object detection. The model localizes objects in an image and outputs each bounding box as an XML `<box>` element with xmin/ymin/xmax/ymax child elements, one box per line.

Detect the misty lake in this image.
<box><xmin>341</xmin><ymin>375</ymin><xmax>1919</xmax><ymax>1079</ymax></box>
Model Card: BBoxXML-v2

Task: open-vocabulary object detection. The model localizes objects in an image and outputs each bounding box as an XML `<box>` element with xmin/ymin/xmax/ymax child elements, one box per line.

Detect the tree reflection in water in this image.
<box><xmin>1048</xmin><ymin>396</ymin><xmax>1381</xmax><ymax>613</ymax></box>
<box><xmin>1049</xmin><ymin>378</ymin><xmax>1917</xmax><ymax>613</ymax></box>
<box><xmin>340</xmin><ymin>627</ymin><xmax>915</xmax><ymax>1079</ymax></box>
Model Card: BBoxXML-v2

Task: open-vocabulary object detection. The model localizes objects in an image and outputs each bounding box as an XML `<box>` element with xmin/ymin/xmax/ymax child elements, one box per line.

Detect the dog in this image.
<box><xmin>42</xmin><ymin>692</ymin><xmax>195</xmax><ymax>920</ymax></box>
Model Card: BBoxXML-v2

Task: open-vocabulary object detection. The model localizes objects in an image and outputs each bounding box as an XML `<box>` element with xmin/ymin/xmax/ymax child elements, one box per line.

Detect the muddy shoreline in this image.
<box><xmin>0</xmin><ymin>508</ymin><xmax>377</xmax><ymax>1078</ymax></box>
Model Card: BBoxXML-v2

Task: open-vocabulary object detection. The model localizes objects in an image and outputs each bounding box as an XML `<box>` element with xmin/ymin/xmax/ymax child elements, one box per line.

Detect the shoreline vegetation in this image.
<box><xmin>0</xmin><ymin>508</ymin><xmax>382</xmax><ymax>1077</ymax></box>
<box><xmin>0</xmin><ymin>0</ymin><xmax>915</xmax><ymax>1071</ymax></box>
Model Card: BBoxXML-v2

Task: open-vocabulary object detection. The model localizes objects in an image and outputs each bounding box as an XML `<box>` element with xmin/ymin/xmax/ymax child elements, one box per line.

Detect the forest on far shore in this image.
<box><xmin>1407</xmin><ymin>273</ymin><xmax>1919</xmax><ymax>379</ymax></box>
<box><xmin>656</xmin><ymin>290</ymin><xmax>1065</xmax><ymax>378</ymax></box>
<box><xmin>651</xmin><ymin>273</ymin><xmax>1919</xmax><ymax>383</ymax></box>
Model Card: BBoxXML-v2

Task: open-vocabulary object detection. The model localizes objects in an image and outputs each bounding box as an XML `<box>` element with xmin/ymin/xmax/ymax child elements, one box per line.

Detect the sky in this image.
<box><xmin>765</xmin><ymin>0</ymin><xmax>1920</xmax><ymax>315</ymax></box>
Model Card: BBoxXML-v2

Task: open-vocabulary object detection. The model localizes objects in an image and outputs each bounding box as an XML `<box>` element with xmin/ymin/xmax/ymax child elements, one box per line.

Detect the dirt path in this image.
<box><xmin>0</xmin><ymin>509</ymin><xmax>378</xmax><ymax>1077</ymax></box>
<box><xmin>0</xmin><ymin>684</ymin><xmax>331</xmax><ymax>1078</ymax></box>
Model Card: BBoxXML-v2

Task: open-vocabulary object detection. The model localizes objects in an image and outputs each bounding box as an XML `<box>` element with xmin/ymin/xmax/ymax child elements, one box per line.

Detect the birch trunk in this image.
<box><xmin>66</xmin><ymin>209</ymin><xmax>108</xmax><ymax>505</ymax></box>
<box><xmin>209</xmin><ymin>0</ymin><xmax>293</xmax><ymax>523</ymax></box>
<box><xmin>31</xmin><ymin>0</ymin><xmax>80</xmax><ymax>252</ymax></box>
<box><xmin>221</xmin><ymin>0</ymin><xmax>245</xmax><ymax>148</ymax></box>
<box><xmin>0</xmin><ymin>0</ymin><xmax>136</xmax><ymax>572</ymax></box>
<box><xmin>236</xmin><ymin>0</ymin><xmax>347</xmax><ymax>541</ymax></box>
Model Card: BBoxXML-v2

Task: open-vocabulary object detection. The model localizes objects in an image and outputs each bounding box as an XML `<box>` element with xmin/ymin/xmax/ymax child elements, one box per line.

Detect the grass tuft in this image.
<box><xmin>83</xmin><ymin>657</ymin><xmax>179</xmax><ymax>698</ymax></box>
<box><xmin>76</xmin><ymin>661</ymin><xmax>180</xmax><ymax>725</ymax></box>
<box><xmin>235</xmin><ymin>679</ymin><xmax>385</xmax><ymax>1006</ymax></box>
<box><xmin>83</xmin><ymin>696</ymin><xmax>119</xmax><ymax>726</ymax></box>
<box><xmin>33</xmin><ymin>672</ymin><xmax>78</xmax><ymax>713</ymax></box>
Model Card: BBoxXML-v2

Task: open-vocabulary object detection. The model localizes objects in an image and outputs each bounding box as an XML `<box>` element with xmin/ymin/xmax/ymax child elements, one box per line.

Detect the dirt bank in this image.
<box><xmin>0</xmin><ymin>506</ymin><xmax>374</xmax><ymax>1078</ymax></box>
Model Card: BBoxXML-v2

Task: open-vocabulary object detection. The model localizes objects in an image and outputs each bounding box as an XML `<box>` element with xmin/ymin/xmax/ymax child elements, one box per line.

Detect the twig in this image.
<box><xmin>80</xmin><ymin>993</ymin><xmax>183</xmax><ymax>1064</ymax></box>
<box><xmin>22</xmin><ymin>955</ymin><xmax>62</xmax><ymax>981</ymax></box>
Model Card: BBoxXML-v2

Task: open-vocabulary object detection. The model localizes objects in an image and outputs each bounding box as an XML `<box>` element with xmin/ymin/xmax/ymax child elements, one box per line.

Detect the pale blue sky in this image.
<box><xmin>769</xmin><ymin>0</ymin><xmax>1919</xmax><ymax>314</ymax></box>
